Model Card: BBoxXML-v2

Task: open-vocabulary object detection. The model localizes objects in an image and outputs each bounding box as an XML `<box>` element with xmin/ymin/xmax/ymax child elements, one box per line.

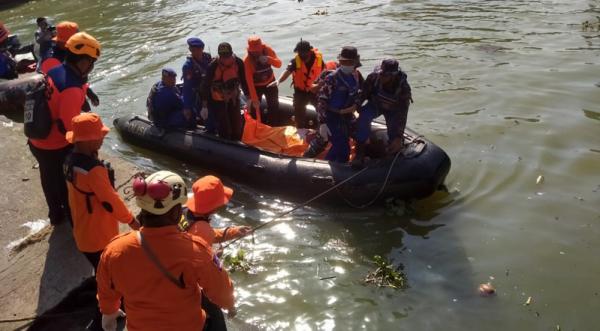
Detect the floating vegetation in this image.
<box><xmin>581</xmin><ymin>17</ymin><xmax>600</xmax><ymax>32</ymax></box>
<box><xmin>223</xmin><ymin>249</ymin><xmax>252</xmax><ymax>273</ymax></box>
<box><xmin>312</xmin><ymin>9</ymin><xmax>328</xmax><ymax>15</ymax></box>
<box><xmin>363</xmin><ymin>255</ymin><xmax>408</xmax><ymax>290</ymax></box>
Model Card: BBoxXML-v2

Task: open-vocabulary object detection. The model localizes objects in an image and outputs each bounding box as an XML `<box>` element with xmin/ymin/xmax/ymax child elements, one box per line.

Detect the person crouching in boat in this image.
<box><xmin>146</xmin><ymin>67</ymin><xmax>194</xmax><ymax>130</ymax></box>
<box><xmin>0</xmin><ymin>22</ymin><xmax>18</xmax><ymax>80</ymax></box>
<box><xmin>305</xmin><ymin>46</ymin><xmax>364</xmax><ymax>163</ymax></box>
<box><xmin>244</xmin><ymin>35</ymin><xmax>282</xmax><ymax>125</ymax></box>
<box><xmin>202</xmin><ymin>42</ymin><xmax>248</xmax><ymax>140</ymax></box>
<box><xmin>182</xmin><ymin>37</ymin><xmax>213</xmax><ymax>132</ymax></box>
<box><xmin>354</xmin><ymin>59</ymin><xmax>413</xmax><ymax>166</ymax></box>
<box><xmin>269</xmin><ymin>39</ymin><xmax>325</xmax><ymax>129</ymax></box>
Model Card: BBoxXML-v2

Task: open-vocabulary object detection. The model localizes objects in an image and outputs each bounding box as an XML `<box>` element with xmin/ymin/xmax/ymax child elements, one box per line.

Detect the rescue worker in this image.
<box><xmin>40</xmin><ymin>21</ymin><xmax>100</xmax><ymax>109</ymax></box>
<box><xmin>28</xmin><ymin>32</ymin><xmax>101</xmax><ymax>225</ymax></box>
<box><xmin>97</xmin><ymin>171</ymin><xmax>236</xmax><ymax>331</ymax></box>
<box><xmin>63</xmin><ymin>113</ymin><xmax>139</xmax><ymax>331</ymax></box>
<box><xmin>64</xmin><ymin>112</ymin><xmax>140</xmax><ymax>269</ymax></box>
<box><xmin>34</xmin><ymin>17</ymin><xmax>55</xmax><ymax>62</ymax></box>
<box><xmin>182</xmin><ymin>37</ymin><xmax>213</xmax><ymax>131</ymax></box>
<box><xmin>355</xmin><ymin>59</ymin><xmax>413</xmax><ymax>165</ymax></box>
<box><xmin>183</xmin><ymin>175</ymin><xmax>252</xmax><ymax>247</ymax></box>
<box><xmin>306</xmin><ymin>46</ymin><xmax>363</xmax><ymax>163</ymax></box>
<box><xmin>268</xmin><ymin>40</ymin><xmax>324</xmax><ymax>129</ymax></box>
<box><xmin>202</xmin><ymin>42</ymin><xmax>248</xmax><ymax>140</ymax></box>
<box><xmin>0</xmin><ymin>22</ymin><xmax>18</xmax><ymax>79</ymax></box>
<box><xmin>146</xmin><ymin>68</ymin><xmax>193</xmax><ymax>129</ymax></box>
<box><xmin>243</xmin><ymin>36</ymin><xmax>282</xmax><ymax>125</ymax></box>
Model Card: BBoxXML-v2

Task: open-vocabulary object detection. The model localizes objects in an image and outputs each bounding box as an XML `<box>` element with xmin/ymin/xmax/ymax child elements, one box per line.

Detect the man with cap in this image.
<box><xmin>243</xmin><ymin>35</ymin><xmax>282</xmax><ymax>125</ymax></box>
<box><xmin>183</xmin><ymin>175</ymin><xmax>252</xmax><ymax>247</ymax></box>
<box><xmin>304</xmin><ymin>46</ymin><xmax>364</xmax><ymax>163</ymax></box>
<box><xmin>96</xmin><ymin>170</ymin><xmax>236</xmax><ymax>331</ymax></box>
<box><xmin>269</xmin><ymin>39</ymin><xmax>325</xmax><ymax>129</ymax></box>
<box><xmin>146</xmin><ymin>68</ymin><xmax>192</xmax><ymax>129</ymax></box>
<box><xmin>0</xmin><ymin>21</ymin><xmax>18</xmax><ymax>79</ymax></box>
<box><xmin>182</xmin><ymin>37</ymin><xmax>214</xmax><ymax>131</ymax></box>
<box><xmin>202</xmin><ymin>42</ymin><xmax>249</xmax><ymax>140</ymax></box>
<box><xmin>63</xmin><ymin>112</ymin><xmax>139</xmax><ymax>331</ymax></box>
<box><xmin>29</xmin><ymin>32</ymin><xmax>101</xmax><ymax>225</ymax></box>
<box><xmin>355</xmin><ymin>58</ymin><xmax>413</xmax><ymax>165</ymax></box>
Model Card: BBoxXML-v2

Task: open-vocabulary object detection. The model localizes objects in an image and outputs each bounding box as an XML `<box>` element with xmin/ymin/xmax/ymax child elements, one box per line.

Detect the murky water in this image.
<box><xmin>3</xmin><ymin>0</ymin><xmax>600</xmax><ymax>330</ymax></box>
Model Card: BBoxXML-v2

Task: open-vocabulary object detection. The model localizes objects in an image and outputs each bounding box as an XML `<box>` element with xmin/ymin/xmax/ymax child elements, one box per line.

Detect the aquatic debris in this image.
<box><xmin>312</xmin><ymin>9</ymin><xmax>328</xmax><ymax>15</ymax></box>
<box><xmin>524</xmin><ymin>296</ymin><xmax>532</xmax><ymax>306</ymax></box>
<box><xmin>536</xmin><ymin>175</ymin><xmax>544</xmax><ymax>185</ymax></box>
<box><xmin>478</xmin><ymin>283</ymin><xmax>496</xmax><ymax>296</ymax></box>
<box><xmin>385</xmin><ymin>198</ymin><xmax>415</xmax><ymax>217</ymax></box>
<box><xmin>6</xmin><ymin>219</ymin><xmax>51</xmax><ymax>253</ymax></box>
<box><xmin>363</xmin><ymin>255</ymin><xmax>408</xmax><ymax>290</ymax></box>
<box><xmin>223</xmin><ymin>249</ymin><xmax>251</xmax><ymax>273</ymax></box>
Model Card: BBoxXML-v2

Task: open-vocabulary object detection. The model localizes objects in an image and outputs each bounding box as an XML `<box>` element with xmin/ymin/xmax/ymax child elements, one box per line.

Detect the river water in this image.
<box><xmin>2</xmin><ymin>0</ymin><xmax>600</xmax><ymax>330</ymax></box>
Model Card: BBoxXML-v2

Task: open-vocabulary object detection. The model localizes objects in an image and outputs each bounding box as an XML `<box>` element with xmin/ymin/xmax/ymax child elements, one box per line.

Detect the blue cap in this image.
<box><xmin>162</xmin><ymin>67</ymin><xmax>177</xmax><ymax>77</ymax></box>
<box><xmin>187</xmin><ymin>37</ymin><xmax>205</xmax><ymax>48</ymax></box>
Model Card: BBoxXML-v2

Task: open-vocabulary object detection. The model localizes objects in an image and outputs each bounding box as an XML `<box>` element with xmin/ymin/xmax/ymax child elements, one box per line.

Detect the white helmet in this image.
<box><xmin>133</xmin><ymin>171</ymin><xmax>187</xmax><ymax>215</ymax></box>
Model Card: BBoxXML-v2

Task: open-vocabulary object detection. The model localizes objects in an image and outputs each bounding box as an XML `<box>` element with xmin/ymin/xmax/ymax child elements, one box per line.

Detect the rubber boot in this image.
<box><xmin>303</xmin><ymin>135</ymin><xmax>328</xmax><ymax>158</ymax></box>
<box><xmin>351</xmin><ymin>143</ymin><xmax>367</xmax><ymax>169</ymax></box>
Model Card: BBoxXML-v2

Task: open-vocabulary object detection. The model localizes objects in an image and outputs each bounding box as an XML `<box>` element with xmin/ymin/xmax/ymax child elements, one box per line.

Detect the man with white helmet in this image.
<box><xmin>96</xmin><ymin>171</ymin><xmax>236</xmax><ymax>331</ymax></box>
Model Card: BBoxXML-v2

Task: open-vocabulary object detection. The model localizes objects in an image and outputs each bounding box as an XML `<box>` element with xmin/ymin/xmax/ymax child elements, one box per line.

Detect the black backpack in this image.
<box><xmin>24</xmin><ymin>75</ymin><xmax>56</xmax><ymax>139</ymax></box>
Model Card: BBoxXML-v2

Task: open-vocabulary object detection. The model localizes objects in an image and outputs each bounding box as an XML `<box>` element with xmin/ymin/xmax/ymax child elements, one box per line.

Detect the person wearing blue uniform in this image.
<box><xmin>182</xmin><ymin>37</ymin><xmax>214</xmax><ymax>132</ymax></box>
<box><xmin>307</xmin><ymin>46</ymin><xmax>363</xmax><ymax>163</ymax></box>
<box><xmin>355</xmin><ymin>59</ymin><xmax>413</xmax><ymax>165</ymax></box>
<box><xmin>146</xmin><ymin>68</ymin><xmax>192</xmax><ymax>130</ymax></box>
<box><xmin>0</xmin><ymin>22</ymin><xmax>18</xmax><ymax>80</ymax></box>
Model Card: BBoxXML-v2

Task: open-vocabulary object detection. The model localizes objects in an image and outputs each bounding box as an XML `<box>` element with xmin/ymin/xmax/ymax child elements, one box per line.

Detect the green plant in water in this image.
<box><xmin>223</xmin><ymin>249</ymin><xmax>251</xmax><ymax>273</ymax></box>
<box><xmin>363</xmin><ymin>255</ymin><xmax>408</xmax><ymax>290</ymax></box>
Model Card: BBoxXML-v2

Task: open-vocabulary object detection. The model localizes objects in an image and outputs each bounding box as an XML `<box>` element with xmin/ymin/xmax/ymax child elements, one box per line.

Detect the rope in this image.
<box><xmin>220</xmin><ymin>165</ymin><xmax>371</xmax><ymax>250</ymax></box>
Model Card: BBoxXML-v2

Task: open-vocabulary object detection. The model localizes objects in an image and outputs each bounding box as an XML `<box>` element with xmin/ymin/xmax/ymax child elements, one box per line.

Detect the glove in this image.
<box><xmin>200</xmin><ymin>106</ymin><xmax>208</xmax><ymax>121</ymax></box>
<box><xmin>258</xmin><ymin>55</ymin><xmax>269</xmax><ymax>64</ymax></box>
<box><xmin>102</xmin><ymin>309</ymin><xmax>125</xmax><ymax>331</ymax></box>
<box><xmin>319</xmin><ymin>123</ymin><xmax>330</xmax><ymax>141</ymax></box>
<box><xmin>267</xmin><ymin>80</ymin><xmax>279</xmax><ymax>88</ymax></box>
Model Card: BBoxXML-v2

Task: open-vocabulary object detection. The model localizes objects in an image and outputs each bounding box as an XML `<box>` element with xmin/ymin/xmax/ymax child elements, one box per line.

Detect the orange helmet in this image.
<box><xmin>0</xmin><ymin>22</ymin><xmax>10</xmax><ymax>43</ymax></box>
<box><xmin>53</xmin><ymin>21</ymin><xmax>79</xmax><ymax>44</ymax></box>
<box><xmin>66</xmin><ymin>32</ymin><xmax>101</xmax><ymax>59</ymax></box>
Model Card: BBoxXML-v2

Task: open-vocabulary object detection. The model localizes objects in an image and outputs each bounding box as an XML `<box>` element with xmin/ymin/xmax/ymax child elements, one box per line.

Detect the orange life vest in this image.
<box><xmin>211</xmin><ymin>57</ymin><xmax>240</xmax><ymax>101</ymax></box>
<box><xmin>292</xmin><ymin>49</ymin><xmax>323</xmax><ymax>92</ymax></box>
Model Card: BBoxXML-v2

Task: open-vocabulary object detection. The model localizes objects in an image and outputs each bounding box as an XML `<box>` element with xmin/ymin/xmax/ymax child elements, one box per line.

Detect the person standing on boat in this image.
<box><xmin>355</xmin><ymin>59</ymin><xmax>413</xmax><ymax>165</ymax></box>
<box><xmin>202</xmin><ymin>42</ymin><xmax>248</xmax><ymax>140</ymax></box>
<box><xmin>243</xmin><ymin>35</ymin><xmax>282</xmax><ymax>125</ymax></box>
<box><xmin>146</xmin><ymin>68</ymin><xmax>194</xmax><ymax>129</ymax></box>
<box><xmin>0</xmin><ymin>22</ymin><xmax>18</xmax><ymax>80</ymax></box>
<box><xmin>34</xmin><ymin>17</ymin><xmax>55</xmax><ymax>63</ymax></box>
<box><xmin>305</xmin><ymin>46</ymin><xmax>363</xmax><ymax>163</ymax></box>
<box><xmin>97</xmin><ymin>171</ymin><xmax>236</xmax><ymax>331</ymax></box>
<box><xmin>28</xmin><ymin>32</ymin><xmax>101</xmax><ymax>225</ymax></box>
<box><xmin>182</xmin><ymin>37</ymin><xmax>214</xmax><ymax>132</ymax></box>
<box><xmin>268</xmin><ymin>39</ymin><xmax>325</xmax><ymax>129</ymax></box>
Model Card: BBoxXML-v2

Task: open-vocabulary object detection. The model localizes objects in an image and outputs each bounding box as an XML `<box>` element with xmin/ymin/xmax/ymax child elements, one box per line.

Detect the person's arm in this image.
<box><xmin>266</xmin><ymin>47</ymin><xmax>282</xmax><ymax>68</ymax></box>
<box><xmin>88</xmin><ymin>166</ymin><xmax>134</xmax><ymax>224</ymax></box>
<box><xmin>237</xmin><ymin>57</ymin><xmax>249</xmax><ymax>97</ymax></box>
<box><xmin>194</xmin><ymin>244</ymin><xmax>235</xmax><ymax>310</ymax></box>
<box><xmin>213</xmin><ymin>226</ymin><xmax>252</xmax><ymax>243</ymax></box>
<box><xmin>182</xmin><ymin>62</ymin><xmax>195</xmax><ymax>110</ymax></box>
<box><xmin>316</xmin><ymin>74</ymin><xmax>334</xmax><ymax>123</ymax></box>
<box><xmin>57</xmin><ymin>87</ymin><xmax>86</xmax><ymax>132</ymax></box>
<box><xmin>96</xmin><ymin>250</ymin><xmax>123</xmax><ymax>315</ymax></box>
<box><xmin>243</xmin><ymin>57</ymin><xmax>258</xmax><ymax>104</ymax></box>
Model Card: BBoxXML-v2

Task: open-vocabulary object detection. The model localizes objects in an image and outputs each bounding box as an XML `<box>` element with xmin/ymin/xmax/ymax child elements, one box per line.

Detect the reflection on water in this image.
<box><xmin>3</xmin><ymin>0</ymin><xmax>600</xmax><ymax>329</ymax></box>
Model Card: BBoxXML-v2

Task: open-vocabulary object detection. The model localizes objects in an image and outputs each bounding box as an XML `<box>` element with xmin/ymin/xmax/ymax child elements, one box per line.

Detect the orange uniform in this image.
<box><xmin>29</xmin><ymin>64</ymin><xmax>87</xmax><ymax>150</ymax></box>
<box><xmin>244</xmin><ymin>44</ymin><xmax>282</xmax><ymax>103</ymax></box>
<box><xmin>96</xmin><ymin>226</ymin><xmax>235</xmax><ymax>331</ymax></box>
<box><xmin>187</xmin><ymin>219</ymin><xmax>243</xmax><ymax>246</ymax></box>
<box><xmin>64</xmin><ymin>153</ymin><xmax>133</xmax><ymax>252</ymax></box>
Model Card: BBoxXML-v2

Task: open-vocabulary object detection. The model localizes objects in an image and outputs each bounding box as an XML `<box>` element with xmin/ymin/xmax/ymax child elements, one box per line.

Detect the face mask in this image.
<box><xmin>340</xmin><ymin>65</ymin><xmax>354</xmax><ymax>74</ymax></box>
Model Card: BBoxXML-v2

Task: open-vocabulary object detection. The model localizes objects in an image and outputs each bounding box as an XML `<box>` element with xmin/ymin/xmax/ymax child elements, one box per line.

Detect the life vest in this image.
<box><xmin>327</xmin><ymin>69</ymin><xmax>359</xmax><ymax>111</ymax></box>
<box><xmin>372</xmin><ymin>72</ymin><xmax>410</xmax><ymax>112</ymax></box>
<box><xmin>40</xmin><ymin>46</ymin><xmax>68</xmax><ymax>74</ymax></box>
<box><xmin>211</xmin><ymin>57</ymin><xmax>240</xmax><ymax>101</ymax></box>
<box><xmin>64</xmin><ymin>153</ymin><xmax>115</xmax><ymax>214</ymax></box>
<box><xmin>250</xmin><ymin>50</ymin><xmax>274</xmax><ymax>86</ymax></box>
<box><xmin>292</xmin><ymin>49</ymin><xmax>323</xmax><ymax>92</ymax></box>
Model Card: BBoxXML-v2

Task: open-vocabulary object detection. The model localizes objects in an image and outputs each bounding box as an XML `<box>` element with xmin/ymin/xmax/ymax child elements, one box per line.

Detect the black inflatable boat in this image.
<box><xmin>114</xmin><ymin>98</ymin><xmax>450</xmax><ymax>205</ymax></box>
<box><xmin>0</xmin><ymin>73</ymin><xmax>43</xmax><ymax>121</ymax></box>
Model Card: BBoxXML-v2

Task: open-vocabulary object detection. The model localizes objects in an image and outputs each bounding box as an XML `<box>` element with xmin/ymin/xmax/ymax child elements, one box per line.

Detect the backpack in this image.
<box><xmin>24</xmin><ymin>75</ymin><xmax>54</xmax><ymax>139</ymax></box>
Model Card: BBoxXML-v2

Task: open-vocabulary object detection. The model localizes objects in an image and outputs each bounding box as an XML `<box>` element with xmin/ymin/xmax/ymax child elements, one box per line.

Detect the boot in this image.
<box><xmin>351</xmin><ymin>143</ymin><xmax>367</xmax><ymax>169</ymax></box>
